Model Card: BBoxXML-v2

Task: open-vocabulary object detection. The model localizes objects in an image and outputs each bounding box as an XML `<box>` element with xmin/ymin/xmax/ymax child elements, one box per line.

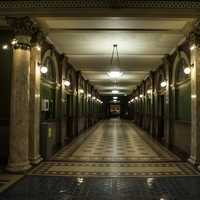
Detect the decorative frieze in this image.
<box><xmin>0</xmin><ymin>0</ymin><xmax>200</xmax><ymax>10</ymax></box>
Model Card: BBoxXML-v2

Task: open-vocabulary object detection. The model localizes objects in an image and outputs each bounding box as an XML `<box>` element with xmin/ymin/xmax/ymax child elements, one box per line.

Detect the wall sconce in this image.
<box><xmin>184</xmin><ymin>66</ymin><xmax>191</xmax><ymax>75</ymax></box>
<box><xmin>184</xmin><ymin>64</ymin><xmax>194</xmax><ymax>75</ymax></box>
<box><xmin>2</xmin><ymin>44</ymin><xmax>9</xmax><ymax>50</ymax></box>
<box><xmin>147</xmin><ymin>89</ymin><xmax>152</xmax><ymax>94</ymax></box>
<box><xmin>35</xmin><ymin>44</ymin><xmax>41</xmax><ymax>51</ymax></box>
<box><xmin>160</xmin><ymin>80</ymin><xmax>167</xmax><ymax>88</ymax></box>
<box><xmin>63</xmin><ymin>80</ymin><xmax>71</xmax><ymax>87</ymax></box>
<box><xmin>11</xmin><ymin>38</ymin><xmax>18</xmax><ymax>45</ymax></box>
<box><xmin>190</xmin><ymin>44</ymin><xmax>196</xmax><ymax>51</ymax></box>
<box><xmin>79</xmin><ymin>89</ymin><xmax>84</xmax><ymax>94</ymax></box>
<box><xmin>39</xmin><ymin>63</ymin><xmax>48</xmax><ymax>74</ymax></box>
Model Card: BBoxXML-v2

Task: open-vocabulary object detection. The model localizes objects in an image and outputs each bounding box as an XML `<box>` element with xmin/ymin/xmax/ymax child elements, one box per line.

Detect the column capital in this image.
<box><xmin>188</xmin><ymin>19</ymin><xmax>200</xmax><ymax>48</ymax></box>
<box><xmin>6</xmin><ymin>16</ymin><xmax>38</xmax><ymax>49</ymax></box>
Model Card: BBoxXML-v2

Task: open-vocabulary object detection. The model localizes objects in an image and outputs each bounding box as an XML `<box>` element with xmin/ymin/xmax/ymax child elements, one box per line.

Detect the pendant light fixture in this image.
<box><xmin>107</xmin><ymin>44</ymin><xmax>123</xmax><ymax>79</ymax></box>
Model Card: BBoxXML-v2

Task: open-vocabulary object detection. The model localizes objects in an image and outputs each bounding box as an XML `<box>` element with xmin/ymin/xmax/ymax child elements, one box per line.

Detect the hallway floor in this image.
<box><xmin>1</xmin><ymin>119</ymin><xmax>200</xmax><ymax>200</ymax></box>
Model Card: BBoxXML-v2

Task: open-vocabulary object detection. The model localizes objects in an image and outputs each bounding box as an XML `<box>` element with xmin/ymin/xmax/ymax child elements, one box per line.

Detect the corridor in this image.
<box><xmin>1</xmin><ymin>2</ymin><xmax>200</xmax><ymax>199</ymax></box>
<box><xmin>1</xmin><ymin>119</ymin><xmax>200</xmax><ymax>200</ymax></box>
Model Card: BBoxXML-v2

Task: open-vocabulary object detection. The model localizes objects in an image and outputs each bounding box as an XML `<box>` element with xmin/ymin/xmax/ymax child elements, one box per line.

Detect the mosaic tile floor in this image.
<box><xmin>30</xmin><ymin>161</ymin><xmax>199</xmax><ymax>177</ymax></box>
<box><xmin>1</xmin><ymin>119</ymin><xmax>200</xmax><ymax>200</ymax></box>
<box><xmin>52</xmin><ymin>119</ymin><xmax>179</xmax><ymax>162</ymax></box>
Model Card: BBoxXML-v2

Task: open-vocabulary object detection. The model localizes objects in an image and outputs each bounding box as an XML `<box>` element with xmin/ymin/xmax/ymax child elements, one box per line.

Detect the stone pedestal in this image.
<box><xmin>7</xmin><ymin>37</ymin><xmax>32</xmax><ymax>172</ymax></box>
<box><xmin>29</xmin><ymin>45</ymin><xmax>43</xmax><ymax>164</ymax></box>
<box><xmin>188</xmin><ymin>47</ymin><xmax>200</xmax><ymax>166</ymax></box>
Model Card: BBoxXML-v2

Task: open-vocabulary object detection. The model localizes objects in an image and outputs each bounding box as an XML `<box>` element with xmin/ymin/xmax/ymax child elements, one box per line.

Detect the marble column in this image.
<box><xmin>6</xmin><ymin>17</ymin><xmax>37</xmax><ymax>172</ymax></box>
<box><xmin>29</xmin><ymin>32</ymin><xmax>43</xmax><ymax>164</ymax></box>
<box><xmin>189</xmin><ymin>45</ymin><xmax>200</xmax><ymax>165</ymax></box>
<box><xmin>188</xmin><ymin>21</ymin><xmax>200</xmax><ymax>165</ymax></box>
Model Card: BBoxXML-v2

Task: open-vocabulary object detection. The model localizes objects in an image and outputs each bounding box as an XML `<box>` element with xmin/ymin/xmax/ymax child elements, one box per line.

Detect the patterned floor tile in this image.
<box><xmin>29</xmin><ymin>161</ymin><xmax>199</xmax><ymax>177</ymax></box>
<box><xmin>52</xmin><ymin>119</ymin><xmax>179</xmax><ymax>162</ymax></box>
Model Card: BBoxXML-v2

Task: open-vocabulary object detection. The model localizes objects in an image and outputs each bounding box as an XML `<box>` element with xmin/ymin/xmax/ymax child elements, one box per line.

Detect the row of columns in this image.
<box><xmin>5</xmin><ymin>16</ymin><xmax>103</xmax><ymax>172</ymax></box>
<box><xmin>129</xmin><ymin>19</ymin><xmax>200</xmax><ymax>168</ymax></box>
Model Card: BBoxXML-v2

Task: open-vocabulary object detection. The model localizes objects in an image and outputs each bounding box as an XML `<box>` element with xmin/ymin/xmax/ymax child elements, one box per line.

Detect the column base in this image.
<box><xmin>6</xmin><ymin>161</ymin><xmax>31</xmax><ymax>173</ymax></box>
<box><xmin>188</xmin><ymin>156</ymin><xmax>199</xmax><ymax>166</ymax></box>
<box><xmin>30</xmin><ymin>155</ymin><xmax>43</xmax><ymax>165</ymax></box>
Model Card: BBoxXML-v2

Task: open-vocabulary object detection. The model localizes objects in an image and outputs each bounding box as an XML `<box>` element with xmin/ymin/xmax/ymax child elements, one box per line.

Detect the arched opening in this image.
<box><xmin>172</xmin><ymin>52</ymin><xmax>191</xmax><ymax>157</ymax></box>
<box><xmin>40</xmin><ymin>51</ymin><xmax>59</xmax><ymax>160</ymax></box>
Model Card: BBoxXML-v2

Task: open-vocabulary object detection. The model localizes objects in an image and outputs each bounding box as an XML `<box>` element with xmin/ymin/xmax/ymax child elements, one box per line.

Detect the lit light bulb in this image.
<box><xmin>147</xmin><ymin>89</ymin><xmax>151</xmax><ymax>94</ymax></box>
<box><xmin>140</xmin><ymin>94</ymin><xmax>143</xmax><ymax>98</ymax></box>
<box><xmin>2</xmin><ymin>44</ymin><xmax>8</xmax><ymax>50</ymax></box>
<box><xmin>40</xmin><ymin>66</ymin><xmax>48</xmax><ymax>74</ymax></box>
<box><xmin>87</xmin><ymin>94</ymin><xmax>91</xmax><ymax>98</ymax></box>
<box><xmin>184</xmin><ymin>67</ymin><xmax>191</xmax><ymax>75</ymax></box>
<box><xmin>92</xmin><ymin>96</ymin><xmax>96</xmax><ymax>100</ymax></box>
<box><xmin>190</xmin><ymin>44</ymin><xmax>196</xmax><ymax>51</ymax></box>
<box><xmin>11</xmin><ymin>38</ymin><xmax>18</xmax><ymax>45</ymax></box>
<box><xmin>107</xmin><ymin>71</ymin><xmax>123</xmax><ymax>78</ymax></box>
<box><xmin>64</xmin><ymin>80</ymin><xmax>70</xmax><ymax>87</ymax></box>
<box><xmin>135</xmin><ymin>97</ymin><xmax>138</xmax><ymax>100</ymax></box>
<box><xmin>112</xmin><ymin>90</ymin><xmax>119</xmax><ymax>94</ymax></box>
<box><xmin>113</xmin><ymin>96</ymin><xmax>118</xmax><ymax>99</ymax></box>
<box><xmin>160</xmin><ymin>81</ymin><xmax>167</xmax><ymax>88</ymax></box>
<box><xmin>36</xmin><ymin>44</ymin><xmax>41</xmax><ymax>51</ymax></box>
<box><xmin>79</xmin><ymin>89</ymin><xmax>84</xmax><ymax>94</ymax></box>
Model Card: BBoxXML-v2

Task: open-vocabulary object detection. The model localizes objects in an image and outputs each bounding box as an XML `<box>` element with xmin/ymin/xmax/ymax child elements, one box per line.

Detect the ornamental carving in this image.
<box><xmin>6</xmin><ymin>16</ymin><xmax>37</xmax><ymax>36</ymax></box>
<box><xmin>188</xmin><ymin>19</ymin><xmax>200</xmax><ymax>47</ymax></box>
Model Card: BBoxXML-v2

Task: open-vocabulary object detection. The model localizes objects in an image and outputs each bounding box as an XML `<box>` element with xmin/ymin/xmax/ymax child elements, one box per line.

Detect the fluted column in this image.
<box><xmin>187</xmin><ymin>20</ymin><xmax>200</xmax><ymax>166</ymax></box>
<box><xmin>29</xmin><ymin>31</ymin><xmax>44</xmax><ymax>164</ymax></box>
<box><xmin>6</xmin><ymin>17</ymin><xmax>37</xmax><ymax>172</ymax></box>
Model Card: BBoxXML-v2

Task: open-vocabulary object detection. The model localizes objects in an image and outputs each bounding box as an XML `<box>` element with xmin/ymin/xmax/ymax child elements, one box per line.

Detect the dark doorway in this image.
<box><xmin>158</xmin><ymin>95</ymin><xmax>165</xmax><ymax>141</ymax></box>
<box><xmin>66</xmin><ymin>94</ymin><xmax>74</xmax><ymax>142</ymax></box>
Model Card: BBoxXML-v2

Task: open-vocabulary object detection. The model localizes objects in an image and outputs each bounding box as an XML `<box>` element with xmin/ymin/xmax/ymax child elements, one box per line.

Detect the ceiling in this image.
<box><xmin>36</xmin><ymin>17</ymin><xmax>194</xmax><ymax>95</ymax></box>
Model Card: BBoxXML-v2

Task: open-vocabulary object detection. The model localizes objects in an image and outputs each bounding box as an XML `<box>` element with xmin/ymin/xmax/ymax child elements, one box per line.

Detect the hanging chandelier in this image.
<box><xmin>107</xmin><ymin>44</ymin><xmax>123</xmax><ymax>79</ymax></box>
